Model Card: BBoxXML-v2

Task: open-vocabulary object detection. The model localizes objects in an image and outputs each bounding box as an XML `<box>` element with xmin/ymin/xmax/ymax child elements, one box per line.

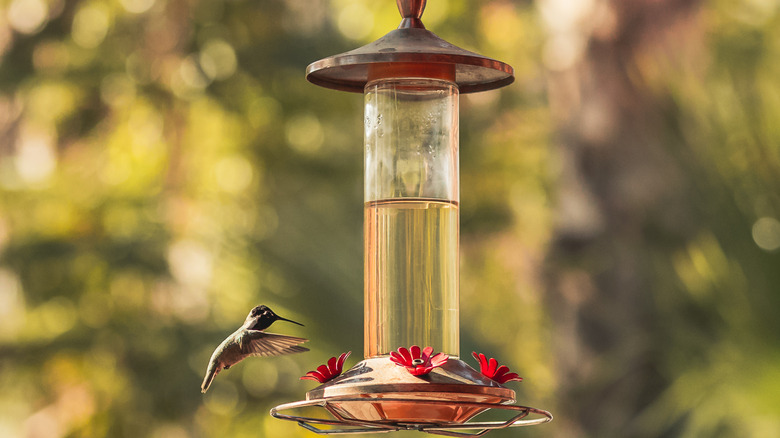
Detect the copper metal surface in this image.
<box><xmin>305</xmin><ymin>0</ymin><xmax>513</xmax><ymax>93</ymax></box>
<box><xmin>302</xmin><ymin>358</ymin><xmax>512</xmax><ymax>424</ymax></box>
<box><xmin>270</xmin><ymin>397</ymin><xmax>553</xmax><ymax>436</ymax></box>
<box><xmin>307</xmin><ymin>358</ymin><xmax>510</xmax><ymax>398</ymax></box>
<box><xmin>396</xmin><ymin>0</ymin><xmax>426</xmax><ymax>29</ymax></box>
<box><xmin>271</xmin><ymin>341</ymin><xmax>553</xmax><ymax>435</ymax></box>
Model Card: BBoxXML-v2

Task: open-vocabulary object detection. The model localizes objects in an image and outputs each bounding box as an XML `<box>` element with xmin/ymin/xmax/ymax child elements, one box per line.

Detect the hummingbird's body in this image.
<box><xmin>201</xmin><ymin>305</ymin><xmax>308</xmax><ymax>393</ymax></box>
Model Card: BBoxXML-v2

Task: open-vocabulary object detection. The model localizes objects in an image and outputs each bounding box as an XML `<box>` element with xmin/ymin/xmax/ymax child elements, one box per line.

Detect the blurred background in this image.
<box><xmin>1</xmin><ymin>0</ymin><xmax>779</xmax><ymax>437</ymax></box>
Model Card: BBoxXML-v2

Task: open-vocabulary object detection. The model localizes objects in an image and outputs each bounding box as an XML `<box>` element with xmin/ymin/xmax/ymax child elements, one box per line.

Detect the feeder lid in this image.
<box><xmin>306</xmin><ymin>0</ymin><xmax>514</xmax><ymax>93</ymax></box>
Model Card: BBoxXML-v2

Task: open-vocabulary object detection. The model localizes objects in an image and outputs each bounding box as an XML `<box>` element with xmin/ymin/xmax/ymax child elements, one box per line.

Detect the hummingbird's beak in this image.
<box><xmin>277</xmin><ymin>316</ymin><xmax>304</xmax><ymax>326</ymax></box>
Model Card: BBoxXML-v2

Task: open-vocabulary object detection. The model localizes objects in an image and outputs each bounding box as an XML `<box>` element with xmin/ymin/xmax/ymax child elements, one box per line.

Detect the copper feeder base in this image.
<box><xmin>270</xmin><ymin>357</ymin><xmax>552</xmax><ymax>436</ymax></box>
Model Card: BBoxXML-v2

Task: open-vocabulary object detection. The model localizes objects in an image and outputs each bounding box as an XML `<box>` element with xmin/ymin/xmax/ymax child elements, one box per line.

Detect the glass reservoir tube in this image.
<box><xmin>364</xmin><ymin>76</ymin><xmax>459</xmax><ymax>358</ymax></box>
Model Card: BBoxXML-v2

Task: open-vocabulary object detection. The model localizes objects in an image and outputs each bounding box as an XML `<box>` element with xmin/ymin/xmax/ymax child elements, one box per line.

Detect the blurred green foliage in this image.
<box><xmin>0</xmin><ymin>0</ymin><xmax>778</xmax><ymax>437</ymax></box>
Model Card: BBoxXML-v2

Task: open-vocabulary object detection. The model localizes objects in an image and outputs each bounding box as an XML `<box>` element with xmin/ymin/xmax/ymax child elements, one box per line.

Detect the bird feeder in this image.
<box><xmin>271</xmin><ymin>1</ymin><xmax>552</xmax><ymax>434</ymax></box>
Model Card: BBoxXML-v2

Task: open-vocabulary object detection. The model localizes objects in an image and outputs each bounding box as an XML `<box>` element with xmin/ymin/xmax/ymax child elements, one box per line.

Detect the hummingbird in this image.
<box><xmin>201</xmin><ymin>305</ymin><xmax>308</xmax><ymax>393</ymax></box>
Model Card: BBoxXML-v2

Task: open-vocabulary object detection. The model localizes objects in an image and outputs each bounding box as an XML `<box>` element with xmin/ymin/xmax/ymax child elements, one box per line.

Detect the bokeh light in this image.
<box><xmin>336</xmin><ymin>1</ymin><xmax>375</xmax><ymax>41</ymax></box>
<box><xmin>199</xmin><ymin>39</ymin><xmax>238</xmax><ymax>81</ymax></box>
<box><xmin>14</xmin><ymin>126</ymin><xmax>57</xmax><ymax>184</ymax></box>
<box><xmin>120</xmin><ymin>0</ymin><xmax>156</xmax><ymax>15</ymax></box>
<box><xmin>7</xmin><ymin>0</ymin><xmax>48</xmax><ymax>34</ymax></box>
<box><xmin>71</xmin><ymin>4</ymin><xmax>110</xmax><ymax>49</ymax></box>
<box><xmin>752</xmin><ymin>217</ymin><xmax>780</xmax><ymax>251</ymax></box>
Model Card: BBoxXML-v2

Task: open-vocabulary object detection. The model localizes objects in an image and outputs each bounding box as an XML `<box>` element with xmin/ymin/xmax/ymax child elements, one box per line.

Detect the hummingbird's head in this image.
<box><xmin>245</xmin><ymin>305</ymin><xmax>304</xmax><ymax>329</ymax></box>
<box><xmin>248</xmin><ymin>305</ymin><xmax>271</xmax><ymax>319</ymax></box>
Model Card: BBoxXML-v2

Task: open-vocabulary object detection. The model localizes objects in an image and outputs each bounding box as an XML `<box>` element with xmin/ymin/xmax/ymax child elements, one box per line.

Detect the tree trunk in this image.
<box><xmin>542</xmin><ymin>0</ymin><xmax>702</xmax><ymax>435</ymax></box>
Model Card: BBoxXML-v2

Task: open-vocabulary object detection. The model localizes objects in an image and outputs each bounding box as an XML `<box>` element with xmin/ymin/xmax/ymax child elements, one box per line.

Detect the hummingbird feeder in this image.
<box><xmin>271</xmin><ymin>0</ymin><xmax>552</xmax><ymax>434</ymax></box>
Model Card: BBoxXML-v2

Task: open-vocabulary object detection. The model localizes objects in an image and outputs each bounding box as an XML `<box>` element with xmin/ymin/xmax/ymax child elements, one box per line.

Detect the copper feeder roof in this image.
<box><xmin>305</xmin><ymin>0</ymin><xmax>514</xmax><ymax>93</ymax></box>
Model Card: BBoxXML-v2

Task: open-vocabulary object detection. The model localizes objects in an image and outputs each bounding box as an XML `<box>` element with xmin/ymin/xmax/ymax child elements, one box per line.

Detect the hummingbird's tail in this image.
<box><xmin>201</xmin><ymin>362</ymin><xmax>221</xmax><ymax>393</ymax></box>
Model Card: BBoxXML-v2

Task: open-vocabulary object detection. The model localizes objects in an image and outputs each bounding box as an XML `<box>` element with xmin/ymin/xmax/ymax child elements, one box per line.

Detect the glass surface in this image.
<box><xmin>365</xmin><ymin>198</ymin><xmax>459</xmax><ymax>357</ymax></box>
<box><xmin>363</xmin><ymin>79</ymin><xmax>460</xmax><ymax>358</ymax></box>
<box><xmin>364</xmin><ymin>79</ymin><xmax>458</xmax><ymax>202</ymax></box>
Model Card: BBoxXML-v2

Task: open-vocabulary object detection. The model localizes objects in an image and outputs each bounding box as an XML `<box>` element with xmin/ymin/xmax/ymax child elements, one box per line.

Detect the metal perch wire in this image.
<box><xmin>271</xmin><ymin>396</ymin><xmax>552</xmax><ymax>437</ymax></box>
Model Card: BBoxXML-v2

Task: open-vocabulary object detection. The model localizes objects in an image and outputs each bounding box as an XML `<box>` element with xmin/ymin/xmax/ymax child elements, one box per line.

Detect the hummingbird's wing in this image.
<box><xmin>240</xmin><ymin>331</ymin><xmax>309</xmax><ymax>357</ymax></box>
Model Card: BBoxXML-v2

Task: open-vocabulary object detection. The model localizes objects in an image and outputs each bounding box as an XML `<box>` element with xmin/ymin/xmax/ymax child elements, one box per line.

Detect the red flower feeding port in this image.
<box><xmin>301</xmin><ymin>352</ymin><xmax>352</xmax><ymax>384</ymax></box>
<box><xmin>472</xmin><ymin>352</ymin><xmax>523</xmax><ymax>384</ymax></box>
<box><xmin>390</xmin><ymin>346</ymin><xmax>448</xmax><ymax>376</ymax></box>
<box><xmin>271</xmin><ymin>0</ymin><xmax>552</xmax><ymax>435</ymax></box>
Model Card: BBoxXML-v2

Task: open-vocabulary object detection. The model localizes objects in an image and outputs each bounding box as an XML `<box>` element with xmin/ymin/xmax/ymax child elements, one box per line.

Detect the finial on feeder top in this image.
<box><xmin>397</xmin><ymin>0</ymin><xmax>426</xmax><ymax>28</ymax></box>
